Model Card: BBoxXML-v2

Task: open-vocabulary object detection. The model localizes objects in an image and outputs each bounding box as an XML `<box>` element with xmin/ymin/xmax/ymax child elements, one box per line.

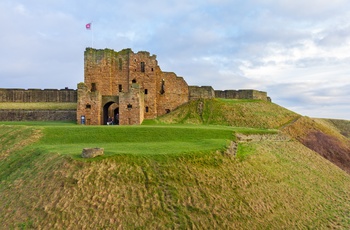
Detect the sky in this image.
<box><xmin>1</xmin><ymin>0</ymin><xmax>350</xmax><ymax>120</ymax></box>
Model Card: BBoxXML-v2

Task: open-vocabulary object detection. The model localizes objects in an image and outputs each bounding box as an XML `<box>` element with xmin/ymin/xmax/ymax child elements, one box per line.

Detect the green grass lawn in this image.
<box><xmin>0</xmin><ymin>121</ymin><xmax>277</xmax><ymax>159</ymax></box>
<box><xmin>30</xmin><ymin>123</ymin><xmax>277</xmax><ymax>158</ymax></box>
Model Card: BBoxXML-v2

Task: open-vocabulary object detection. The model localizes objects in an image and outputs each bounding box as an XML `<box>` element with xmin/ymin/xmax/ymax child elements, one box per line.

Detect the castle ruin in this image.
<box><xmin>77</xmin><ymin>48</ymin><xmax>270</xmax><ymax>125</ymax></box>
<box><xmin>0</xmin><ymin>47</ymin><xmax>270</xmax><ymax>124</ymax></box>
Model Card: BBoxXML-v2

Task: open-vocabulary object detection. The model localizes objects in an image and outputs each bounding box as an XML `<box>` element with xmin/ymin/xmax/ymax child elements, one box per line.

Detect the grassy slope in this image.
<box><xmin>282</xmin><ymin>117</ymin><xmax>350</xmax><ymax>174</ymax></box>
<box><xmin>151</xmin><ymin>98</ymin><xmax>301</xmax><ymax>129</ymax></box>
<box><xmin>326</xmin><ymin>119</ymin><xmax>350</xmax><ymax>138</ymax></box>
<box><xmin>1</xmin><ymin>99</ymin><xmax>350</xmax><ymax>229</ymax></box>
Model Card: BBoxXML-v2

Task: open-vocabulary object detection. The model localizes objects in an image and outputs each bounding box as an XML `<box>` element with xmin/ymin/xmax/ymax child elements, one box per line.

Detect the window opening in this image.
<box><xmin>145</xmin><ymin>89</ymin><xmax>148</xmax><ymax>94</ymax></box>
<box><xmin>146</xmin><ymin>106</ymin><xmax>149</xmax><ymax>112</ymax></box>
<box><xmin>86</xmin><ymin>104</ymin><xmax>91</xmax><ymax>109</ymax></box>
<box><xmin>91</xmin><ymin>83</ymin><xmax>97</xmax><ymax>92</ymax></box>
<box><xmin>119</xmin><ymin>58</ymin><xmax>122</xmax><ymax>70</ymax></box>
<box><xmin>141</xmin><ymin>62</ymin><xmax>145</xmax><ymax>72</ymax></box>
<box><xmin>127</xmin><ymin>104</ymin><xmax>132</xmax><ymax>109</ymax></box>
<box><xmin>160</xmin><ymin>79</ymin><xmax>165</xmax><ymax>94</ymax></box>
<box><xmin>119</xmin><ymin>84</ymin><xmax>123</xmax><ymax>92</ymax></box>
<box><xmin>165</xmin><ymin>109</ymin><xmax>170</xmax><ymax>113</ymax></box>
<box><xmin>132</xmin><ymin>79</ymin><xmax>137</xmax><ymax>83</ymax></box>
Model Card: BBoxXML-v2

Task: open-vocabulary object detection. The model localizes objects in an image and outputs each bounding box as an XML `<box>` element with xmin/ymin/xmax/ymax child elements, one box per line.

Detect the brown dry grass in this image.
<box><xmin>0</xmin><ymin>125</ymin><xmax>41</xmax><ymax>160</ymax></box>
<box><xmin>325</xmin><ymin>119</ymin><xmax>350</xmax><ymax>138</ymax></box>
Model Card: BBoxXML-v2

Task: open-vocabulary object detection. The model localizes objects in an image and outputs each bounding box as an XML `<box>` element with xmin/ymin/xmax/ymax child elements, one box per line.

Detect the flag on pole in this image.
<box><xmin>86</xmin><ymin>23</ymin><xmax>92</xmax><ymax>30</ymax></box>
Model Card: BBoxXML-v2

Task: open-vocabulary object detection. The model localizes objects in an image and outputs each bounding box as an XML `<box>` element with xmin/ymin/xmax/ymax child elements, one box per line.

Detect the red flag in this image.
<box><xmin>86</xmin><ymin>23</ymin><xmax>91</xmax><ymax>30</ymax></box>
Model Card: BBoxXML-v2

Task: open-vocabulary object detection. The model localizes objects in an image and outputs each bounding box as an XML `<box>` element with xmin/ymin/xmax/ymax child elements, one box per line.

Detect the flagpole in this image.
<box><xmin>91</xmin><ymin>24</ymin><xmax>94</xmax><ymax>48</ymax></box>
<box><xmin>91</xmin><ymin>21</ymin><xmax>94</xmax><ymax>48</ymax></box>
<box><xmin>86</xmin><ymin>22</ymin><xmax>93</xmax><ymax>48</ymax></box>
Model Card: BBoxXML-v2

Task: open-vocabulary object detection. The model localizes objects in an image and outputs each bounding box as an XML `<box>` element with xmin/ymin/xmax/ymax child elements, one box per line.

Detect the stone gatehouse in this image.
<box><xmin>77</xmin><ymin>48</ymin><xmax>270</xmax><ymax>126</ymax></box>
<box><xmin>77</xmin><ymin>48</ymin><xmax>189</xmax><ymax>125</ymax></box>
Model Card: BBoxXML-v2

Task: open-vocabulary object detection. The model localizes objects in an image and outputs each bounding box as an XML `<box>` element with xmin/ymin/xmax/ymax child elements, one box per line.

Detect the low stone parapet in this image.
<box><xmin>236</xmin><ymin>133</ymin><xmax>291</xmax><ymax>142</ymax></box>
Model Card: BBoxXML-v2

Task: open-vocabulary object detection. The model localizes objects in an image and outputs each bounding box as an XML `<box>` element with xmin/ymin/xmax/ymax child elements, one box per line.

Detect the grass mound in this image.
<box><xmin>151</xmin><ymin>98</ymin><xmax>301</xmax><ymax>129</ymax></box>
<box><xmin>1</xmin><ymin>123</ymin><xmax>350</xmax><ymax>228</ymax></box>
<box><xmin>1</xmin><ymin>95</ymin><xmax>349</xmax><ymax>229</ymax></box>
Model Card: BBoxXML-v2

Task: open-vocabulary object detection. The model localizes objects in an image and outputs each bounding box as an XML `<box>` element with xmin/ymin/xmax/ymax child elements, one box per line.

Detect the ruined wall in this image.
<box><xmin>0</xmin><ymin>88</ymin><xmax>77</xmax><ymax>102</ymax></box>
<box><xmin>215</xmin><ymin>89</ymin><xmax>268</xmax><ymax>101</ymax></box>
<box><xmin>84</xmin><ymin>48</ymin><xmax>131</xmax><ymax>96</ymax></box>
<box><xmin>156</xmin><ymin>72</ymin><xmax>189</xmax><ymax>115</ymax></box>
<box><xmin>189</xmin><ymin>86</ymin><xmax>215</xmax><ymax>101</ymax></box>
<box><xmin>0</xmin><ymin>110</ymin><xmax>76</xmax><ymax>121</ymax></box>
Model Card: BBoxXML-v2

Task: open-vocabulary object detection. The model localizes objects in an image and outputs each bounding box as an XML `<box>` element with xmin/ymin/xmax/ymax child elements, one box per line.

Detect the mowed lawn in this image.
<box><xmin>16</xmin><ymin>122</ymin><xmax>276</xmax><ymax>158</ymax></box>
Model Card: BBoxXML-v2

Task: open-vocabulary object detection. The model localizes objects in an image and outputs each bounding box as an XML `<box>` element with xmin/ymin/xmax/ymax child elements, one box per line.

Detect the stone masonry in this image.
<box><xmin>77</xmin><ymin>48</ymin><xmax>189</xmax><ymax>125</ymax></box>
<box><xmin>0</xmin><ymin>88</ymin><xmax>77</xmax><ymax>102</ymax></box>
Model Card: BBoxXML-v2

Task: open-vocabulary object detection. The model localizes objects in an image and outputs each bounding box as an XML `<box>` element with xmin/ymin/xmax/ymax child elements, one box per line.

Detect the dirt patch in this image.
<box><xmin>299</xmin><ymin>131</ymin><xmax>350</xmax><ymax>174</ymax></box>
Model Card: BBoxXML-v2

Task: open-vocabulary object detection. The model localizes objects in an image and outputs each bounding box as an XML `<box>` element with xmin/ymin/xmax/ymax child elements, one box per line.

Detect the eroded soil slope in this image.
<box><xmin>282</xmin><ymin>117</ymin><xmax>350</xmax><ymax>173</ymax></box>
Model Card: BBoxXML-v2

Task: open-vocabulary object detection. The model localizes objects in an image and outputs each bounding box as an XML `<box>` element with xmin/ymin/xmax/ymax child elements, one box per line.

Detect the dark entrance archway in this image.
<box><xmin>103</xmin><ymin>102</ymin><xmax>119</xmax><ymax>125</ymax></box>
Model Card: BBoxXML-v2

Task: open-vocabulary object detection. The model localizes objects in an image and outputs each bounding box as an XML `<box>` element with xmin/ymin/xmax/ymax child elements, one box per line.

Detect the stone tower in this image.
<box><xmin>77</xmin><ymin>48</ymin><xmax>189</xmax><ymax>125</ymax></box>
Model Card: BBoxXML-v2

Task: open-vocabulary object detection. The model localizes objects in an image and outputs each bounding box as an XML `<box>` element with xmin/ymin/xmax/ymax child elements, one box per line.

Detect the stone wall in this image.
<box><xmin>156</xmin><ymin>72</ymin><xmax>189</xmax><ymax>115</ymax></box>
<box><xmin>0</xmin><ymin>110</ymin><xmax>76</xmax><ymax>121</ymax></box>
<box><xmin>215</xmin><ymin>89</ymin><xmax>269</xmax><ymax>101</ymax></box>
<box><xmin>0</xmin><ymin>88</ymin><xmax>77</xmax><ymax>103</ymax></box>
<box><xmin>189</xmin><ymin>86</ymin><xmax>215</xmax><ymax>100</ymax></box>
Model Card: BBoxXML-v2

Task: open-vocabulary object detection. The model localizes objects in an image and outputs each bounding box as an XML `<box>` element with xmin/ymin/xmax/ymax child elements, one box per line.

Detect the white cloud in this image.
<box><xmin>0</xmin><ymin>0</ymin><xmax>349</xmax><ymax>119</ymax></box>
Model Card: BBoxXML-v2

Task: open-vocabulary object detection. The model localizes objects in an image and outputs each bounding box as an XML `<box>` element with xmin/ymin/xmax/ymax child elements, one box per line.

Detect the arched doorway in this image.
<box><xmin>103</xmin><ymin>102</ymin><xmax>119</xmax><ymax>125</ymax></box>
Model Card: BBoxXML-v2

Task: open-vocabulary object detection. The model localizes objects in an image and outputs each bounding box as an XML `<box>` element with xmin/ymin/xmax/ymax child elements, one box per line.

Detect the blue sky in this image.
<box><xmin>1</xmin><ymin>0</ymin><xmax>350</xmax><ymax>119</ymax></box>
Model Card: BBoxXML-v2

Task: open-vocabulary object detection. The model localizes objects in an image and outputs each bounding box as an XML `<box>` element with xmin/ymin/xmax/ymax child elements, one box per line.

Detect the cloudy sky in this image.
<box><xmin>1</xmin><ymin>0</ymin><xmax>350</xmax><ymax>120</ymax></box>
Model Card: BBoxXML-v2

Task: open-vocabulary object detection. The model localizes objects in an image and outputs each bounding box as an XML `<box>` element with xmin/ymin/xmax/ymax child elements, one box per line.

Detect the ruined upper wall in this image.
<box><xmin>0</xmin><ymin>88</ymin><xmax>77</xmax><ymax>103</ymax></box>
<box><xmin>215</xmin><ymin>89</ymin><xmax>269</xmax><ymax>101</ymax></box>
<box><xmin>84</xmin><ymin>48</ymin><xmax>160</xmax><ymax>97</ymax></box>
<box><xmin>189</xmin><ymin>86</ymin><xmax>215</xmax><ymax>100</ymax></box>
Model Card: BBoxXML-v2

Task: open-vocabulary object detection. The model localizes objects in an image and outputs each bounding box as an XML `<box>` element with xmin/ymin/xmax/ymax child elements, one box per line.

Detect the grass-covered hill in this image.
<box><xmin>156</xmin><ymin>98</ymin><xmax>350</xmax><ymax>174</ymax></box>
<box><xmin>151</xmin><ymin>98</ymin><xmax>301</xmax><ymax>129</ymax></box>
<box><xmin>1</xmin><ymin>99</ymin><xmax>350</xmax><ymax>229</ymax></box>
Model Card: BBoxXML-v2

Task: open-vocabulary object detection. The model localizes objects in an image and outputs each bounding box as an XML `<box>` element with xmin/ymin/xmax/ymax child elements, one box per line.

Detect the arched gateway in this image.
<box><xmin>102</xmin><ymin>96</ymin><xmax>119</xmax><ymax>125</ymax></box>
